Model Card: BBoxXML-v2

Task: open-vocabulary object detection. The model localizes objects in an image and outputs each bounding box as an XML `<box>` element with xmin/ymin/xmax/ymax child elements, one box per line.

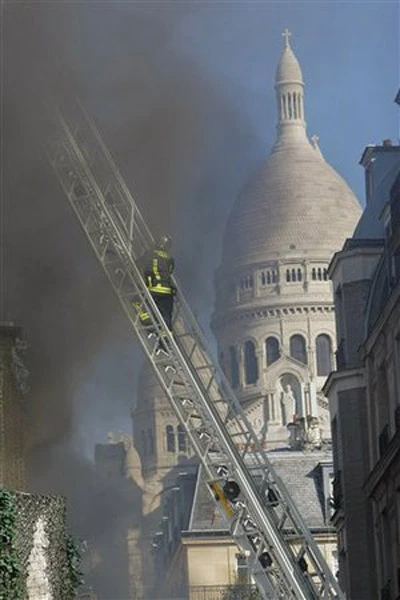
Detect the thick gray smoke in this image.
<box><xmin>4</xmin><ymin>2</ymin><xmax>254</xmax><ymax>449</ymax></box>
<box><xmin>3</xmin><ymin>3</ymin><xmax>257</xmax><ymax>597</ymax></box>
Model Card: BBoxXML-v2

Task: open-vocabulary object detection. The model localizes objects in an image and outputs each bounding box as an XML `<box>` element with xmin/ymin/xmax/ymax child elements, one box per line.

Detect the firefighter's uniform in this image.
<box><xmin>134</xmin><ymin>237</ymin><xmax>175</xmax><ymax>333</ymax></box>
<box><xmin>144</xmin><ymin>246</ymin><xmax>175</xmax><ymax>331</ymax></box>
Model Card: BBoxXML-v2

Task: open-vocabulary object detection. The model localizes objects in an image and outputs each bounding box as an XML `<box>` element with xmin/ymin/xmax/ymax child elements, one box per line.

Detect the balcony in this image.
<box><xmin>189</xmin><ymin>585</ymin><xmax>261</xmax><ymax>600</ymax></box>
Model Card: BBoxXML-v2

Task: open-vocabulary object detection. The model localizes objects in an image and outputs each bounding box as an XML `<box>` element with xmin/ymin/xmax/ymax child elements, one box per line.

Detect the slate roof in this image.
<box><xmin>187</xmin><ymin>450</ymin><xmax>332</xmax><ymax>533</ymax></box>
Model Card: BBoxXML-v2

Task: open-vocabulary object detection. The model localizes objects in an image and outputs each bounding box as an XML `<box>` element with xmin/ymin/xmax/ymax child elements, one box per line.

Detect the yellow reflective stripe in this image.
<box><xmin>152</xmin><ymin>258</ymin><xmax>160</xmax><ymax>278</ymax></box>
<box><xmin>133</xmin><ymin>301</ymin><xmax>150</xmax><ymax>321</ymax></box>
<box><xmin>149</xmin><ymin>285</ymin><xmax>172</xmax><ymax>294</ymax></box>
<box><xmin>155</xmin><ymin>250</ymin><xmax>169</xmax><ymax>259</ymax></box>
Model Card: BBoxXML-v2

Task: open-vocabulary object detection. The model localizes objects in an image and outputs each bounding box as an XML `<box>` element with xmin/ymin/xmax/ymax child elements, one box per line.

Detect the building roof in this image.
<box><xmin>188</xmin><ymin>451</ymin><xmax>332</xmax><ymax>533</ymax></box>
<box><xmin>221</xmin><ymin>34</ymin><xmax>361</xmax><ymax>267</ymax></box>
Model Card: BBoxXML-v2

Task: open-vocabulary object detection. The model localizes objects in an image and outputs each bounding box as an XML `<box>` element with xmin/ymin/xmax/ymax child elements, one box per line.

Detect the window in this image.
<box><xmin>260</xmin><ymin>270</ymin><xmax>276</xmax><ymax>286</ymax></box>
<box><xmin>166</xmin><ymin>425</ymin><xmax>175</xmax><ymax>453</ymax></box>
<box><xmin>286</xmin><ymin>268</ymin><xmax>301</xmax><ymax>283</ymax></box>
<box><xmin>244</xmin><ymin>341</ymin><xmax>258</xmax><ymax>384</ymax></box>
<box><xmin>147</xmin><ymin>428</ymin><xmax>154</xmax><ymax>455</ymax></box>
<box><xmin>241</xmin><ymin>274</ymin><xmax>253</xmax><ymax>290</ymax></box>
<box><xmin>177</xmin><ymin>425</ymin><xmax>186</xmax><ymax>452</ymax></box>
<box><xmin>316</xmin><ymin>334</ymin><xmax>332</xmax><ymax>376</ymax></box>
<box><xmin>312</xmin><ymin>268</ymin><xmax>317</xmax><ymax>280</ymax></box>
<box><xmin>290</xmin><ymin>334</ymin><xmax>307</xmax><ymax>364</ymax></box>
<box><xmin>266</xmin><ymin>337</ymin><xmax>280</xmax><ymax>366</ymax></box>
<box><xmin>230</xmin><ymin>346</ymin><xmax>240</xmax><ymax>389</ymax></box>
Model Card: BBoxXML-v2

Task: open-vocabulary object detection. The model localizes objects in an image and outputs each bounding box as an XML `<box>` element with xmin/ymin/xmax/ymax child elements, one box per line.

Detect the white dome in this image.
<box><xmin>276</xmin><ymin>45</ymin><xmax>304</xmax><ymax>85</ymax></box>
<box><xmin>222</xmin><ymin>141</ymin><xmax>361</xmax><ymax>266</ymax></box>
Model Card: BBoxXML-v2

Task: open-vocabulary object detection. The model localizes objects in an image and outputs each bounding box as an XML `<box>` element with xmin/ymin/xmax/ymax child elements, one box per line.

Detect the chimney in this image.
<box><xmin>383</xmin><ymin>139</ymin><xmax>393</xmax><ymax>147</ymax></box>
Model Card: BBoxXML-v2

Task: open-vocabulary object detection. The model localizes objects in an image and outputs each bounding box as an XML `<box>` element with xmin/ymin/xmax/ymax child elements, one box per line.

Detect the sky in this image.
<box><xmin>1</xmin><ymin>0</ymin><xmax>399</xmax><ymax>503</ymax></box>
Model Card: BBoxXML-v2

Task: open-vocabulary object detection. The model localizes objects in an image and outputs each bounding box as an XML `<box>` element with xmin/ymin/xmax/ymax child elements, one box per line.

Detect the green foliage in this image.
<box><xmin>62</xmin><ymin>534</ymin><xmax>84</xmax><ymax>600</ymax></box>
<box><xmin>0</xmin><ymin>490</ymin><xmax>26</xmax><ymax>600</ymax></box>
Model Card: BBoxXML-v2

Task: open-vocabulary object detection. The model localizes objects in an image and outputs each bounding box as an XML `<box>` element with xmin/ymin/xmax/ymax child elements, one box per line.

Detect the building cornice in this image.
<box><xmin>212</xmin><ymin>302</ymin><xmax>335</xmax><ymax>331</ymax></box>
<box><xmin>322</xmin><ymin>368</ymin><xmax>365</xmax><ymax>396</ymax></box>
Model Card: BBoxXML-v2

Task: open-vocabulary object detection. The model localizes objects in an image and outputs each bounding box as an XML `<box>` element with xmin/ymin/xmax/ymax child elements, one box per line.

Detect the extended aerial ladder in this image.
<box><xmin>44</xmin><ymin>99</ymin><xmax>344</xmax><ymax>600</ymax></box>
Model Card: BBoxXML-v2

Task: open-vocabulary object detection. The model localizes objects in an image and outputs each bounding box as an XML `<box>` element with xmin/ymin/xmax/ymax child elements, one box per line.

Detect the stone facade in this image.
<box><xmin>0</xmin><ymin>323</ymin><xmax>28</xmax><ymax>491</ymax></box>
<box><xmin>325</xmin><ymin>144</ymin><xmax>400</xmax><ymax>599</ymax></box>
<box><xmin>154</xmin><ymin>455</ymin><xmax>339</xmax><ymax>599</ymax></box>
<box><xmin>212</xmin><ymin>32</ymin><xmax>361</xmax><ymax>449</ymax></box>
<box><xmin>7</xmin><ymin>491</ymin><xmax>70</xmax><ymax>600</ymax></box>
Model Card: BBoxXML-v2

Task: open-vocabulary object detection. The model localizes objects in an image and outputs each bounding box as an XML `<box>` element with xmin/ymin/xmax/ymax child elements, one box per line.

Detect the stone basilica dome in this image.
<box><xmin>222</xmin><ymin>32</ymin><xmax>361</xmax><ymax>267</ymax></box>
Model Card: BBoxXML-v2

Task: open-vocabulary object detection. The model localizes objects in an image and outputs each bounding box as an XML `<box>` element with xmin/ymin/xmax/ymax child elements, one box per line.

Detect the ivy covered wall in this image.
<box><xmin>0</xmin><ymin>489</ymin><xmax>82</xmax><ymax>600</ymax></box>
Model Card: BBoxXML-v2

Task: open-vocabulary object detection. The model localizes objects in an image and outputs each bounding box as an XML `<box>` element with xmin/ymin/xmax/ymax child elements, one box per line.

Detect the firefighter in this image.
<box><xmin>141</xmin><ymin>234</ymin><xmax>176</xmax><ymax>332</ymax></box>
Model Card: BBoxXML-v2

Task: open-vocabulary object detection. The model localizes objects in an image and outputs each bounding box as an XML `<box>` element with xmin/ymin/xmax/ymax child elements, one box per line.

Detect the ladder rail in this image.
<box><xmin>44</xmin><ymin>100</ymin><xmax>344</xmax><ymax>600</ymax></box>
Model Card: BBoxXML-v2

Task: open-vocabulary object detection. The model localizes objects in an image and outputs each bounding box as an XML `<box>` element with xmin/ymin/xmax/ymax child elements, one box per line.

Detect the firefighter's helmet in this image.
<box><xmin>158</xmin><ymin>234</ymin><xmax>172</xmax><ymax>250</ymax></box>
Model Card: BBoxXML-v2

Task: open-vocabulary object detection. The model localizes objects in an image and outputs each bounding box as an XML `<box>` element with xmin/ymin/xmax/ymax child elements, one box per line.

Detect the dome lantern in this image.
<box><xmin>274</xmin><ymin>29</ymin><xmax>308</xmax><ymax>148</ymax></box>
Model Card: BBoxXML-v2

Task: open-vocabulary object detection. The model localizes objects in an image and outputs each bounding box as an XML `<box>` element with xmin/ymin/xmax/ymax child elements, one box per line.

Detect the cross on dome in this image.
<box><xmin>282</xmin><ymin>28</ymin><xmax>292</xmax><ymax>49</ymax></box>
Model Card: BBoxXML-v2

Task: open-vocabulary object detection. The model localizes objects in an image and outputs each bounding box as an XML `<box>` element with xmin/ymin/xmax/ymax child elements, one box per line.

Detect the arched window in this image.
<box><xmin>266</xmin><ymin>271</ymin><xmax>271</xmax><ymax>284</ymax></box>
<box><xmin>266</xmin><ymin>337</ymin><xmax>280</xmax><ymax>366</ymax></box>
<box><xmin>288</xmin><ymin>93</ymin><xmax>292</xmax><ymax>118</ymax></box>
<box><xmin>230</xmin><ymin>346</ymin><xmax>240</xmax><ymax>389</ymax></box>
<box><xmin>282</xmin><ymin>94</ymin><xmax>287</xmax><ymax>119</ymax></box>
<box><xmin>166</xmin><ymin>425</ymin><xmax>175</xmax><ymax>453</ymax></box>
<box><xmin>244</xmin><ymin>341</ymin><xmax>258</xmax><ymax>384</ymax></box>
<box><xmin>297</xmin><ymin>268</ymin><xmax>302</xmax><ymax>282</ymax></box>
<box><xmin>261</xmin><ymin>272</ymin><xmax>266</xmax><ymax>285</ymax></box>
<box><xmin>286</xmin><ymin>269</ymin><xmax>291</xmax><ymax>282</ymax></box>
<box><xmin>147</xmin><ymin>428</ymin><xmax>154</xmax><ymax>455</ymax></box>
<box><xmin>317</xmin><ymin>268</ymin><xmax>322</xmax><ymax>281</ymax></box>
<box><xmin>312</xmin><ymin>268</ymin><xmax>317</xmax><ymax>280</ymax></box>
<box><xmin>291</xmin><ymin>268</ymin><xmax>296</xmax><ymax>281</ymax></box>
<box><xmin>290</xmin><ymin>334</ymin><xmax>307</xmax><ymax>364</ymax></box>
<box><xmin>177</xmin><ymin>425</ymin><xmax>186</xmax><ymax>452</ymax></box>
<box><xmin>293</xmin><ymin>93</ymin><xmax>297</xmax><ymax>118</ymax></box>
<box><xmin>316</xmin><ymin>334</ymin><xmax>333</xmax><ymax>376</ymax></box>
<box><xmin>141</xmin><ymin>430</ymin><xmax>147</xmax><ymax>457</ymax></box>
<box><xmin>272</xmin><ymin>270</ymin><xmax>277</xmax><ymax>283</ymax></box>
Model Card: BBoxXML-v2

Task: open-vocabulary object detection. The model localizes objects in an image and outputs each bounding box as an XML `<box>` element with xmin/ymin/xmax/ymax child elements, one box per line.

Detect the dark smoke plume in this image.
<box><xmin>3</xmin><ymin>3</ymin><xmax>255</xmax><ymax>596</ymax></box>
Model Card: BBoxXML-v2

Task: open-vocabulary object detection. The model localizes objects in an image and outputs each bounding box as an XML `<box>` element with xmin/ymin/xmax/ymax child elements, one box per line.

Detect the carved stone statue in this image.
<box><xmin>281</xmin><ymin>383</ymin><xmax>296</xmax><ymax>425</ymax></box>
<box><xmin>306</xmin><ymin>416</ymin><xmax>323</xmax><ymax>448</ymax></box>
